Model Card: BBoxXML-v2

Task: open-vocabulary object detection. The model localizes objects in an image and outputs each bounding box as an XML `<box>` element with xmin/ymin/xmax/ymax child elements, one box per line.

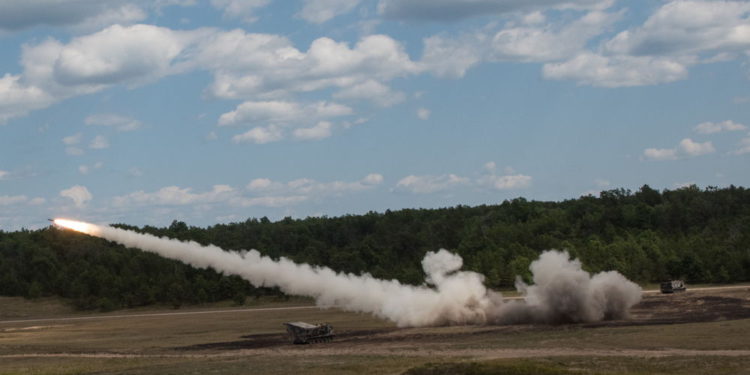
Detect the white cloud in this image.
<box><xmin>298</xmin><ymin>0</ymin><xmax>361</xmax><ymax>24</ymax></box>
<box><xmin>231</xmin><ymin>195</ymin><xmax>309</xmax><ymax>208</ymax></box>
<box><xmin>378</xmin><ymin>0</ymin><xmax>610</xmax><ymax>21</ymax></box>
<box><xmin>211</xmin><ymin>0</ymin><xmax>270</xmax><ymax>23</ymax></box>
<box><xmin>478</xmin><ymin>174</ymin><xmax>533</xmax><ymax>190</ymax></box>
<box><xmin>603</xmin><ymin>1</ymin><xmax>750</xmax><ymax>59</ymax></box>
<box><xmin>396</xmin><ymin>174</ymin><xmax>470</xmax><ymax>194</ymax></box>
<box><xmin>679</xmin><ymin>138</ymin><xmax>715</xmax><ymax>156</ymax></box>
<box><xmin>113</xmin><ymin>184</ymin><xmax>234</xmax><ymax>206</ymax></box>
<box><xmin>420</xmin><ymin>10</ymin><xmax>621</xmax><ymax>78</ymax></box>
<box><xmin>545</xmin><ymin>0</ymin><xmax>750</xmax><ymax>87</ymax></box>
<box><xmin>218</xmin><ymin>100</ymin><xmax>352</xmax><ymax>126</ymax></box>
<box><xmin>28</xmin><ymin>197</ymin><xmax>46</xmax><ymax>205</ymax></box>
<box><xmin>113</xmin><ymin>174</ymin><xmax>382</xmax><ymax>209</ymax></box>
<box><xmin>396</xmin><ymin>163</ymin><xmax>532</xmax><ymax>194</ymax></box>
<box><xmin>199</xmin><ymin>32</ymin><xmax>420</xmax><ymax>99</ymax></box>
<box><xmin>543</xmin><ymin>53</ymin><xmax>688</xmax><ymax>87</ymax></box>
<box><xmin>594</xmin><ymin>179</ymin><xmax>610</xmax><ymax>188</ymax></box>
<box><xmin>66</xmin><ymin>147</ymin><xmax>85</xmax><ymax>156</ymax></box>
<box><xmin>251</xmin><ymin>174</ymin><xmax>383</xmax><ymax>195</ymax></box>
<box><xmin>0</xmin><ymin>1</ymin><xmax>147</xmax><ymax>32</ymax></box>
<box><xmin>0</xmin><ymin>170</ymin><xmax>8</xmax><ymax>180</ymax></box>
<box><xmin>293</xmin><ymin>121</ymin><xmax>333</xmax><ymax>140</ymax></box>
<box><xmin>85</xmin><ymin>113</ymin><xmax>142</xmax><ymax>131</ymax></box>
<box><xmin>332</xmin><ymin>80</ymin><xmax>405</xmax><ymax>107</ymax></box>
<box><xmin>732</xmin><ymin>137</ymin><xmax>750</xmax><ymax>155</ymax></box>
<box><xmin>417</xmin><ymin>107</ymin><xmax>431</xmax><ymax>120</ymax></box>
<box><xmin>89</xmin><ymin>135</ymin><xmax>110</xmax><ymax>149</ymax></box>
<box><xmin>63</xmin><ymin>134</ymin><xmax>85</xmax><ymax>155</ymax></box>
<box><xmin>694</xmin><ymin>120</ymin><xmax>747</xmax><ymax>134</ymax></box>
<box><xmin>643</xmin><ymin>138</ymin><xmax>715</xmax><ymax>160</ymax></box>
<box><xmin>231</xmin><ymin>126</ymin><xmax>284</xmax><ymax>144</ymax></box>
<box><xmin>60</xmin><ymin>185</ymin><xmax>92</xmax><ymax>208</ymax></box>
<box><xmin>220</xmin><ymin>100</ymin><xmax>353</xmax><ymax>143</ymax></box>
<box><xmin>0</xmin><ymin>73</ymin><xmax>54</xmax><ymax>124</ymax></box>
<box><xmin>643</xmin><ymin>147</ymin><xmax>678</xmax><ymax>161</ymax></box>
<box><xmin>0</xmin><ymin>195</ymin><xmax>27</xmax><ymax>206</ymax></box>
<box><xmin>62</xmin><ymin>133</ymin><xmax>82</xmax><ymax>145</ymax></box>
<box><xmin>3</xmin><ymin>26</ymin><xmax>418</xmax><ymax>127</ymax></box>
<box><xmin>79</xmin><ymin>162</ymin><xmax>103</xmax><ymax>175</ymax></box>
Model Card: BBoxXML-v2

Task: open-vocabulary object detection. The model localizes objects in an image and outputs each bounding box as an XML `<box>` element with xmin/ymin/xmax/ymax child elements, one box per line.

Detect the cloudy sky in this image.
<box><xmin>1</xmin><ymin>0</ymin><xmax>749</xmax><ymax>230</ymax></box>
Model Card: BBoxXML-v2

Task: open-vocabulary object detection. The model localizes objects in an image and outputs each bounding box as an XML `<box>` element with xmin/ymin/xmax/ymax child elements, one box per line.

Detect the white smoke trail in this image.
<box><xmin>53</xmin><ymin>219</ymin><xmax>642</xmax><ymax>327</ymax></box>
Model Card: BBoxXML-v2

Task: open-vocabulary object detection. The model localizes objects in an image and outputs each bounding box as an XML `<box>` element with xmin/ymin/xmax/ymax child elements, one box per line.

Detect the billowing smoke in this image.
<box><xmin>54</xmin><ymin>220</ymin><xmax>642</xmax><ymax>327</ymax></box>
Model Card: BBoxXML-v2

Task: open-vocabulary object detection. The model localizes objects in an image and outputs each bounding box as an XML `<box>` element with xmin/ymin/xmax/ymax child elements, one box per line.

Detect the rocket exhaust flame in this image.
<box><xmin>52</xmin><ymin>219</ymin><xmax>101</xmax><ymax>236</ymax></box>
<box><xmin>50</xmin><ymin>219</ymin><xmax>642</xmax><ymax>327</ymax></box>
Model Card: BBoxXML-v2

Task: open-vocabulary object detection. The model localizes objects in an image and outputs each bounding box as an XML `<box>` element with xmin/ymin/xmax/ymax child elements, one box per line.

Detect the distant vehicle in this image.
<box><xmin>660</xmin><ymin>280</ymin><xmax>686</xmax><ymax>293</ymax></box>
<box><xmin>283</xmin><ymin>322</ymin><xmax>335</xmax><ymax>344</ymax></box>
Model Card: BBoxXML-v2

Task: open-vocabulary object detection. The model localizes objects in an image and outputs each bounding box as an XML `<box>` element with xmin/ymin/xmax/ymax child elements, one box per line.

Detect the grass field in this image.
<box><xmin>1</xmin><ymin>287</ymin><xmax>749</xmax><ymax>374</ymax></box>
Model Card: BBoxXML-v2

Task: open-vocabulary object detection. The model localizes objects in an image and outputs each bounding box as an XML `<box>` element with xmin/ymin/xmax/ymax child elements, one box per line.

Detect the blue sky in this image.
<box><xmin>1</xmin><ymin>0</ymin><xmax>749</xmax><ymax>230</ymax></box>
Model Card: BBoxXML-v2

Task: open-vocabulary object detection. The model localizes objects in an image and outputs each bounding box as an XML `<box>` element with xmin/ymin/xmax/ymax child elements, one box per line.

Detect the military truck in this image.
<box><xmin>283</xmin><ymin>322</ymin><xmax>335</xmax><ymax>344</ymax></box>
<box><xmin>660</xmin><ymin>280</ymin><xmax>686</xmax><ymax>293</ymax></box>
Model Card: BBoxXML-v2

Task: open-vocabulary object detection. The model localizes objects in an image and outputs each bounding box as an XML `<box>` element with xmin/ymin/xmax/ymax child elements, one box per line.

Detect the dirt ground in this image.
<box><xmin>164</xmin><ymin>286</ymin><xmax>750</xmax><ymax>355</ymax></box>
<box><xmin>1</xmin><ymin>286</ymin><xmax>750</xmax><ymax>374</ymax></box>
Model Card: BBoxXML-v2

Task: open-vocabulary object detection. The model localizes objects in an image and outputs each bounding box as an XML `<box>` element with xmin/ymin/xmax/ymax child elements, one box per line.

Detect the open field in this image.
<box><xmin>1</xmin><ymin>286</ymin><xmax>749</xmax><ymax>374</ymax></box>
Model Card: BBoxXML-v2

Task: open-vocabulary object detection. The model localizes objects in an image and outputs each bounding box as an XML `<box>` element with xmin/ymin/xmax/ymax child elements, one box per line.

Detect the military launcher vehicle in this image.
<box><xmin>283</xmin><ymin>322</ymin><xmax>334</xmax><ymax>344</ymax></box>
<box><xmin>660</xmin><ymin>280</ymin><xmax>686</xmax><ymax>293</ymax></box>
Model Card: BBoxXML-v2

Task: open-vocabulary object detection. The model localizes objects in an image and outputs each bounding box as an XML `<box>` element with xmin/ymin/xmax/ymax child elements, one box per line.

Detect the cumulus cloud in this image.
<box><xmin>0</xmin><ymin>74</ymin><xmax>54</xmax><ymax>124</ymax></box>
<box><xmin>542</xmin><ymin>53</ymin><xmax>688</xmax><ymax>87</ymax></box>
<box><xmin>113</xmin><ymin>174</ymin><xmax>383</xmax><ymax>209</ymax></box>
<box><xmin>421</xmin><ymin>10</ymin><xmax>621</xmax><ymax>78</ymax></box>
<box><xmin>694</xmin><ymin>120</ymin><xmax>747</xmax><ymax>134</ymax></box>
<box><xmin>545</xmin><ymin>0</ymin><xmax>750</xmax><ymax>87</ymax></box>
<box><xmin>2</xmin><ymin>24</ymin><xmax>420</xmax><ymax>127</ymax></box>
<box><xmin>60</xmin><ymin>185</ymin><xmax>93</xmax><ymax>208</ymax></box>
<box><xmin>679</xmin><ymin>138</ymin><xmax>715</xmax><ymax>156</ymax></box>
<box><xmin>113</xmin><ymin>185</ymin><xmax>235</xmax><ymax>207</ymax></box>
<box><xmin>0</xmin><ymin>170</ymin><xmax>7</xmax><ymax>180</ymax></box>
<box><xmin>232</xmin><ymin>126</ymin><xmax>284</xmax><ymax>144</ymax></box>
<box><xmin>733</xmin><ymin>137</ymin><xmax>750</xmax><ymax>155</ymax></box>
<box><xmin>246</xmin><ymin>173</ymin><xmax>383</xmax><ymax>196</ymax></box>
<box><xmin>0</xmin><ymin>195</ymin><xmax>27</xmax><ymax>206</ymax></box>
<box><xmin>211</xmin><ymin>0</ymin><xmax>270</xmax><ymax>23</ymax></box>
<box><xmin>417</xmin><ymin>108</ymin><xmax>431</xmax><ymax>120</ymax></box>
<box><xmin>643</xmin><ymin>147</ymin><xmax>678</xmax><ymax>161</ymax></box>
<box><xmin>643</xmin><ymin>138</ymin><xmax>715</xmax><ymax>160</ymax></box>
<box><xmin>396</xmin><ymin>174</ymin><xmax>470</xmax><ymax>194</ymax></box>
<box><xmin>218</xmin><ymin>100</ymin><xmax>352</xmax><ymax>126</ymax></box>
<box><xmin>478</xmin><ymin>173</ymin><xmax>533</xmax><ymax>190</ymax></box>
<box><xmin>377</xmin><ymin>0</ymin><xmax>610</xmax><ymax>21</ymax></box>
<box><xmin>396</xmin><ymin>164</ymin><xmax>532</xmax><ymax>194</ymax></box>
<box><xmin>0</xmin><ymin>1</ymin><xmax>147</xmax><ymax>32</ymax></box>
<box><xmin>332</xmin><ymin>80</ymin><xmax>405</xmax><ymax>107</ymax></box>
<box><xmin>298</xmin><ymin>0</ymin><xmax>361</xmax><ymax>24</ymax></box>
<box><xmin>89</xmin><ymin>135</ymin><xmax>110</xmax><ymax>149</ymax></box>
<box><xmin>199</xmin><ymin>32</ymin><xmax>420</xmax><ymax>99</ymax></box>
<box><xmin>603</xmin><ymin>1</ymin><xmax>750</xmax><ymax>59</ymax></box>
<box><xmin>85</xmin><ymin>113</ymin><xmax>142</xmax><ymax>131</ymax></box>
<box><xmin>1</xmin><ymin>24</ymin><xmax>208</xmax><ymax>124</ymax></box>
<box><xmin>220</xmin><ymin>100</ymin><xmax>354</xmax><ymax>143</ymax></box>
<box><xmin>62</xmin><ymin>133</ymin><xmax>85</xmax><ymax>155</ymax></box>
<box><xmin>293</xmin><ymin>121</ymin><xmax>333</xmax><ymax>140</ymax></box>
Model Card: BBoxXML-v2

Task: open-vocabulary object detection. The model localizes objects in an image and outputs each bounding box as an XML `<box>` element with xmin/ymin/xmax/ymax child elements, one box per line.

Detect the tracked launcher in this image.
<box><xmin>283</xmin><ymin>322</ymin><xmax>335</xmax><ymax>344</ymax></box>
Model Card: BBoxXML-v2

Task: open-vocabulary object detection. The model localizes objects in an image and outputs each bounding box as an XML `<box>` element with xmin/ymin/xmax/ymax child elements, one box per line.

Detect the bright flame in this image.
<box><xmin>53</xmin><ymin>219</ymin><xmax>100</xmax><ymax>235</ymax></box>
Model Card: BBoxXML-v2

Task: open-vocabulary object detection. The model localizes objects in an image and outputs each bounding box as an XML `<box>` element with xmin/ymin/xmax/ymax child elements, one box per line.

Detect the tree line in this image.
<box><xmin>1</xmin><ymin>184</ymin><xmax>748</xmax><ymax>311</ymax></box>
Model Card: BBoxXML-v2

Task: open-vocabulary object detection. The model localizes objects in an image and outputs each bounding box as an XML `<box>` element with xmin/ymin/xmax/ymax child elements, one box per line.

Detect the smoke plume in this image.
<box><xmin>54</xmin><ymin>219</ymin><xmax>642</xmax><ymax>327</ymax></box>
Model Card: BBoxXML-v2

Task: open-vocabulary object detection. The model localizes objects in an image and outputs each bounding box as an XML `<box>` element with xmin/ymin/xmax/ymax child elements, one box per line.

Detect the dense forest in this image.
<box><xmin>1</xmin><ymin>185</ymin><xmax>749</xmax><ymax>311</ymax></box>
